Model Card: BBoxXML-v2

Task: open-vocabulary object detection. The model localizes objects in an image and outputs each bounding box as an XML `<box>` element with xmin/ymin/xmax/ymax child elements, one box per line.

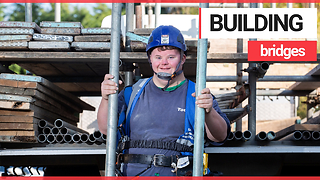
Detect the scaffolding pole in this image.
<box><xmin>248</xmin><ymin>3</ymin><xmax>258</xmax><ymax>139</ymax></box>
<box><xmin>193</xmin><ymin>3</ymin><xmax>208</xmax><ymax>177</ymax></box>
<box><xmin>105</xmin><ymin>3</ymin><xmax>122</xmax><ymax>176</ymax></box>
<box><xmin>25</xmin><ymin>3</ymin><xmax>32</xmax><ymax>22</ymax></box>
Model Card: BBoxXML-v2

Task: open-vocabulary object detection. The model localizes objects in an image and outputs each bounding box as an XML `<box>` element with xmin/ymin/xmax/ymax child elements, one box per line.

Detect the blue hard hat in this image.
<box><xmin>146</xmin><ymin>25</ymin><xmax>187</xmax><ymax>53</ymax></box>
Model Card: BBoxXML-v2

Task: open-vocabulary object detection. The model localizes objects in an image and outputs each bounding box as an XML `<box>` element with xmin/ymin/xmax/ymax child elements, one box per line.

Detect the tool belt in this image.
<box><xmin>119</xmin><ymin>154</ymin><xmax>180</xmax><ymax>167</ymax></box>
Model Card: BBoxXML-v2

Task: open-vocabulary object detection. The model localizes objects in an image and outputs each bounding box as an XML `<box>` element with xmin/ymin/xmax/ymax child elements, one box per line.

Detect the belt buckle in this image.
<box><xmin>153</xmin><ymin>154</ymin><xmax>165</xmax><ymax>167</ymax></box>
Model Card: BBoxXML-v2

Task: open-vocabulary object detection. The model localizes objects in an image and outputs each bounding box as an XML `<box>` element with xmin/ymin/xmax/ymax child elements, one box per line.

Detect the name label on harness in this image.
<box><xmin>177</xmin><ymin>157</ymin><xmax>190</xmax><ymax>169</ymax></box>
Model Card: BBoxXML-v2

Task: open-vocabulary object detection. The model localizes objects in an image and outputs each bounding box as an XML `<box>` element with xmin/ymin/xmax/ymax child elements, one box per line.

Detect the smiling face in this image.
<box><xmin>149</xmin><ymin>46</ymin><xmax>186</xmax><ymax>86</ymax></box>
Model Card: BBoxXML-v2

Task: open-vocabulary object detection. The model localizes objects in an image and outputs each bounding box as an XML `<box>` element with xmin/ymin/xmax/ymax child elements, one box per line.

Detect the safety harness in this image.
<box><xmin>116</xmin><ymin>77</ymin><xmax>199</xmax><ymax>176</ymax></box>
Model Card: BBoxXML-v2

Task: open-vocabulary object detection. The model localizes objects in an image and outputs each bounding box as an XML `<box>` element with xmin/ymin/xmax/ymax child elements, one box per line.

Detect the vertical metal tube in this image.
<box><xmin>25</xmin><ymin>3</ymin><xmax>32</xmax><ymax>22</ymax></box>
<box><xmin>148</xmin><ymin>5</ymin><xmax>153</xmax><ymax>28</ymax></box>
<box><xmin>236</xmin><ymin>3</ymin><xmax>243</xmax><ymax>132</ymax></box>
<box><xmin>155</xmin><ymin>3</ymin><xmax>161</xmax><ymax>27</ymax></box>
<box><xmin>125</xmin><ymin>3</ymin><xmax>134</xmax><ymax>51</ymax></box>
<box><xmin>193</xmin><ymin>3</ymin><xmax>208</xmax><ymax>176</ymax></box>
<box><xmin>105</xmin><ymin>3</ymin><xmax>122</xmax><ymax>177</ymax></box>
<box><xmin>125</xmin><ymin>71</ymin><xmax>133</xmax><ymax>86</ymax></box>
<box><xmin>55</xmin><ymin>3</ymin><xmax>61</xmax><ymax>22</ymax></box>
<box><xmin>310</xmin><ymin>3</ymin><xmax>315</xmax><ymax>8</ymax></box>
<box><xmin>125</xmin><ymin>3</ymin><xmax>134</xmax><ymax>87</ymax></box>
<box><xmin>248</xmin><ymin>3</ymin><xmax>257</xmax><ymax>138</ymax></box>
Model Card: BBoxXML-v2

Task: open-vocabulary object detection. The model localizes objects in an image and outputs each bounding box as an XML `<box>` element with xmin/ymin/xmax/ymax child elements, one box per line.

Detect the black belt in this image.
<box><xmin>119</xmin><ymin>154</ymin><xmax>179</xmax><ymax>167</ymax></box>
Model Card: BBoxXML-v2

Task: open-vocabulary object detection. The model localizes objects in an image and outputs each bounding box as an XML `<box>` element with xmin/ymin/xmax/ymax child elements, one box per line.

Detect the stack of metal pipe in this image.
<box><xmin>255</xmin><ymin>131</ymin><xmax>276</xmax><ymax>141</ymax></box>
<box><xmin>227</xmin><ymin>130</ymin><xmax>252</xmax><ymax>141</ymax></box>
<box><xmin>37</xmin><ymin>119</ymin><xmax>106</xmax><ymax>144</ymax></box>
<box><xmin>291</xmin><ymin>130</ymin><xmax>320</xmax><ymax>141</ymax></box>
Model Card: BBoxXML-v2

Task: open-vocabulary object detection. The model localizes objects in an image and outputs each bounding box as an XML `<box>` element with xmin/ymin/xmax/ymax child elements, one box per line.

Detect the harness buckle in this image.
<box><xmin>153</xmin><ymin>154</ymin><xmax>165</xmax><ymax>167</ymax></box>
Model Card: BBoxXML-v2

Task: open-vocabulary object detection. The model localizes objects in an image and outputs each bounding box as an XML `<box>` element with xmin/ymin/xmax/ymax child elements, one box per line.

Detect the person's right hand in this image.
<box><xmin>101</xmin><ymin>74</ymin><xmax>122</xmax><ymax>100</ymax></box>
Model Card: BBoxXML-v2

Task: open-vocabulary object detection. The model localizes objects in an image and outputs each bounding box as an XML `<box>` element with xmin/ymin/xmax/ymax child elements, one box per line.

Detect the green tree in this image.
<box><xmin>84</xmin><ymin>3</ymin><xmax>112</xmax><ymax>28</ymax></box>
<box><xmin>297</xmin><ymin>96</ymin><xmax>307</xmax><ymax>120</ymax></box>
<box><xmin>0</xmin><ymin>4</ymin><xmax>6</xmax><ymax>21</ymax></box>
<box><xmin>8</xmin><ymin>3</ymin><xmax>42</xmax><ymax>24</ymax></box>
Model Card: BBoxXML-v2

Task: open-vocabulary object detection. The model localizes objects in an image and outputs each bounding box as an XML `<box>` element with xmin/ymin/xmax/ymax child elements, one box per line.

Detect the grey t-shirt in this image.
<box><xmin>125</xmin><ymin>79</ymin><xmax>188</xmax><ymax>176</ymax></box>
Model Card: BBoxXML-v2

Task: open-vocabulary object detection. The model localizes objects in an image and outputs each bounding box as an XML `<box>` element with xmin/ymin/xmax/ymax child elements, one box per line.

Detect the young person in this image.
<box><xmin>98</xmin><ymin>25</ymin><xmax>230</xmax><ymax>176</ymax></box>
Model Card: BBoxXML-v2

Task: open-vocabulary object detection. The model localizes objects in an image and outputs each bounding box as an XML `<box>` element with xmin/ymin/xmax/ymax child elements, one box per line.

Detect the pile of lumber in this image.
<box><xmin>0</xmin><ymin>73</ymin><xmax>95</xmax><ymax>143</ymax></box>
<box><xmin>0</xmin><ymin>21</ymin><xmax>123</xmax><ymax>51</ymax></box>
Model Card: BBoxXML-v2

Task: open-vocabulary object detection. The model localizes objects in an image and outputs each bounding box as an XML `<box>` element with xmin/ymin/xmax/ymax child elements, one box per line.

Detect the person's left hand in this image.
<box><xmin>192</xmin><ymin>88</ymin><xmax>213</xmax><ymax>114</ymax></box>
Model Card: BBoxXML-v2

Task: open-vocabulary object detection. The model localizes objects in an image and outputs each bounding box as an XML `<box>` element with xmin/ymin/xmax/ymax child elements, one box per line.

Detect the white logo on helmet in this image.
<box><xmin>161</xmin><ymin>35</ymin><xmax>169</xmax><ymax>44</ymax></box>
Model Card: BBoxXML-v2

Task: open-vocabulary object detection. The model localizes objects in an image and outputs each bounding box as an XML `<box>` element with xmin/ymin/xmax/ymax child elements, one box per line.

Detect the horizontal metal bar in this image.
<box><xmin>207</xmin><ymin>76</ymin><xmax>320</xmax><ymax>82</ymax></box>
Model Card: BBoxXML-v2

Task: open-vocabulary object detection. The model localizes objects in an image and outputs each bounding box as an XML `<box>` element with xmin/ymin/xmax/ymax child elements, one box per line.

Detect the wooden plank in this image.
<box><xmin>74</xmin><ymin>35</ymin><xmax>111</xmax><ymax>42</ymax></box>
<box><xmin>0</xmin><ymin>116</ymin><xmax>35</xmax><ymax>123</ymax></box>
<box><xmin>17</xmin><ymin>63</ymin><xmax>64</xmax><ymax>76</ymax></box>
<box><xmin>51</xmin><ymin>63</ymin><xmax>81</xmax><ymax>76</ymax></box>
<box><xmin>0</xmin><ymin>104</ymin><xmax>77</xmax><ymax>125</ymax></box>
<box><xmin>66</xmin><ymin>63</ymin><xmax>97</xmax><ymax>76</ymax></box>
<box><xmin>32</xmin><ymin>99</ymin><xmax>78</xmax><ymax>124</ymax></box>
<box><xmin>130</xmin><ymin>41</ymin><xmax>146</xmax><ymax>52</ymax></box>
<box><xmin>86</xmin><ymin>62</ymin><xmax>109</xmax><ymax>76</ymax></box>
<box><xmin>0</xmin><ymin>74</ymin><xmax>95</xmax><ymax>111</ymax></box>
<box><xmin>0</xmin><ymin>28</ymin><xmax>34</xmax><ymax>35</ymax></box>
<box><xmin>41</xmin><ymin>28</ymin><xmax>81</xmax><ymax>35</ymax></box>
<box><xmin>0</xmin><ymin>109</ymin><xmax>34</xmax><ymax>116</ymax></box>
<box><xmin>30</xmin><ymin>104</ymin><xmax>78</xmax><ymax>124</ymax></box>
<box><xmin>0</xmin><ymin>41</ymin><xmax>28</xmax><ymax>50</ymax></box>
<box><xmin>0</xmin><ymin>130</ymin><xmax>38</xmax><ymax>136</ymax></box>
<box><xmin>71</xmin><ymin>42</ymin><xmax>111</xmax><ymax>51</ymax></box>
<box><xmin>133</xmin><ymin>28</ymin><xmax>154</xmax><ymax>35</ymax></box>
<box><xmin>40</xmin><ymin>21</ymin><xmax>83</xmax><ymax>28</ymax></box>
<box><xmin>81</xmin><ymin>28</ymin><xmax>111</xmax><ymax>35</ymax></box>
<box><xmin>0</xmin><ymin>135</ymin><xmax>37</xmax><ymax>143</ymax></box>
<box><xmin>0</xmin><ymin>21</ymin><xmax>41</xmax><ymax>32</ymax></box>
<box><xmin>0</xmin><ymin>94</ymin><xmax>34</xmax><ymax>102</ymax></box>
<box><xmin>0</xmin><ymin>122</ymin><xmax>37</xmax><ymax>130</ymax></box>
<box><xmin>1</xmin><ymin>86</ymin><xmax>83</xmax><ymax>113</ymax></box>
<box><xmin>0</xmin><ymin>101</ymin><xmax>31</xmax><ymax>110</ymax></box>
<box><xmin>28</xmin><ymin>41</ymin><xmax>70</xmax><ymax>51</ymax></box>
<box><xmin>33</xmin><ymin>33</ymin><xmax>73</xmax><ymax>42</ymax></box>
<box><xmin>0</xmin><ymin>35</ymin><xmax>32</xmax><ymax>41</ymax></box>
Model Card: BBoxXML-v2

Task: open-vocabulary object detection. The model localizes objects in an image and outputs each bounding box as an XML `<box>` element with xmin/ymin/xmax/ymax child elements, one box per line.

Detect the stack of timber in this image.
<box><xmin>0</xmin><ymin>73</ymin><xmax>95</xmax><ymax>143</ymax></box>
<box><xmin>0</xmin><ymin>21</ymin><xmax>40</xmax><ymax>50</ymax></box>
<box><xmin>71</xmin><ymin>27</ymin><xmax>122</xmax><ymax>51</ymax></box>
<box><xmin>0</xmin><ymin>21</ymin><xmax>124</xmax><ymax>51</ymax></box>
<box><xmin>130</xmin><ymin>28</ymin><xmax>210</xmax><ymax>53</ymax></box>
